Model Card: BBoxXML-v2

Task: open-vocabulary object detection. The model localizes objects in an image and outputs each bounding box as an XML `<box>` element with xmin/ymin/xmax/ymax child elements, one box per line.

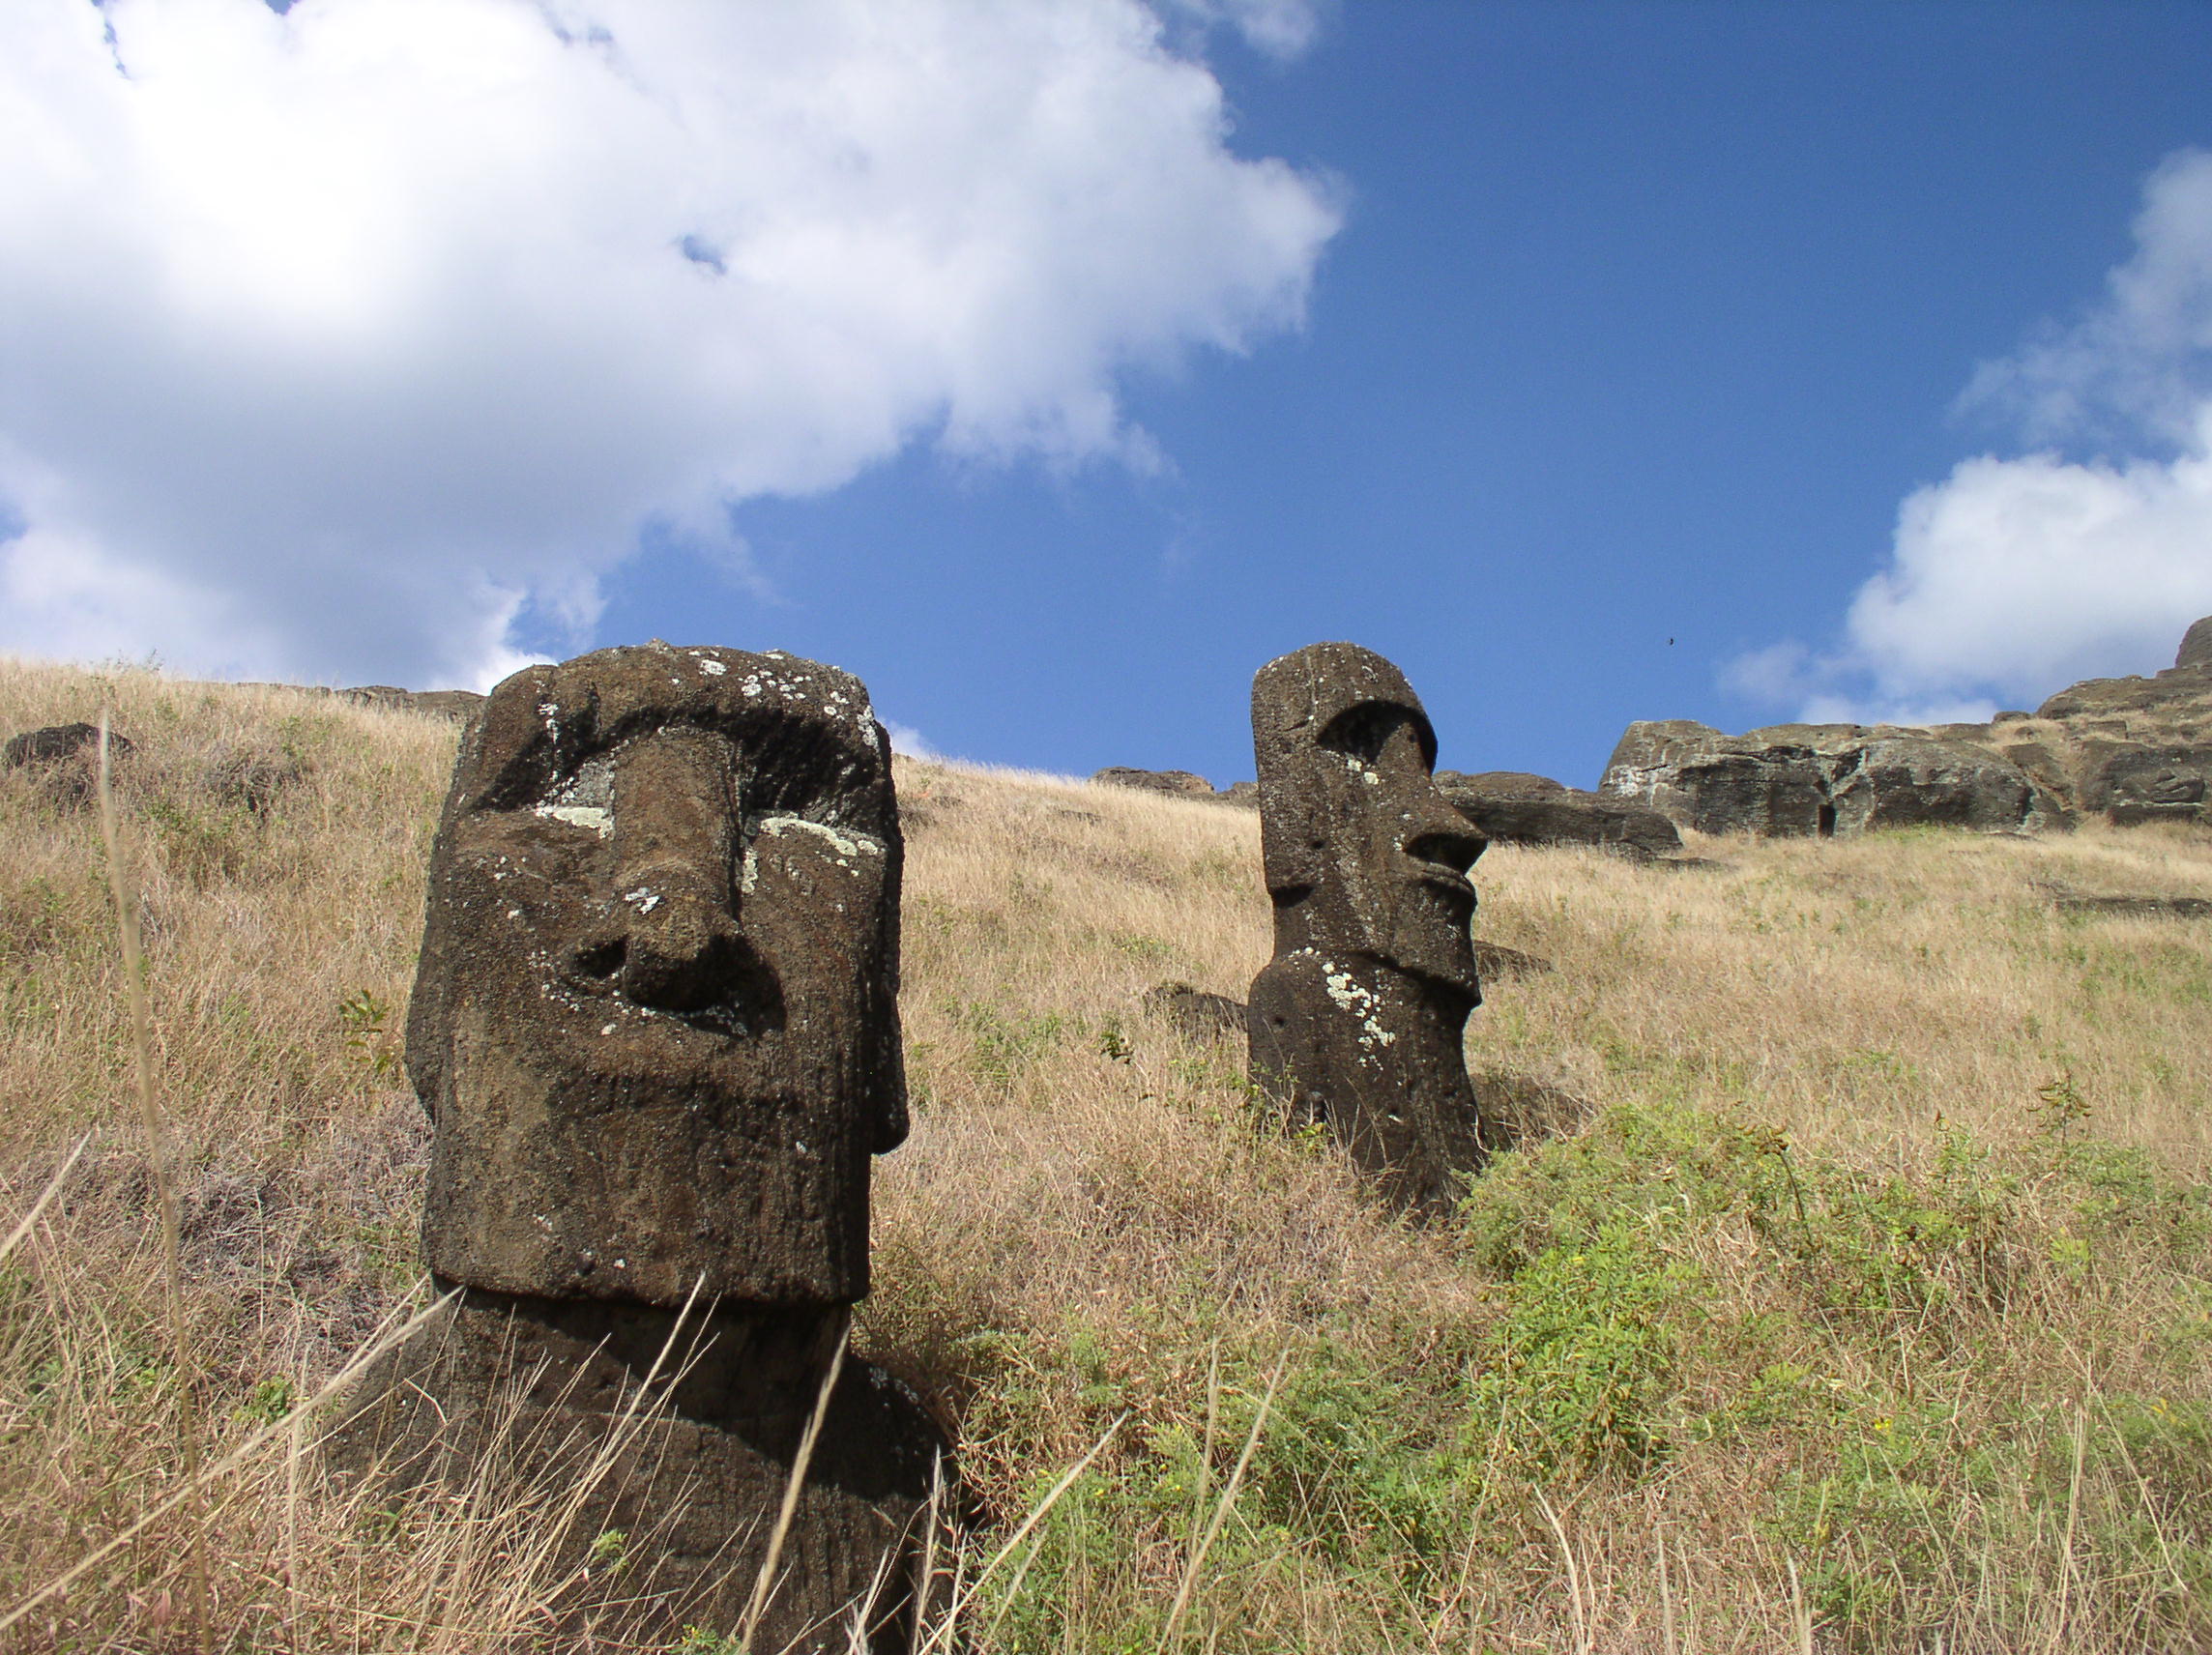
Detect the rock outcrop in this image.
<box><xmin>1092</xmin><ymin>766</ymin><xmax>1216</xmax><ymax>797</ymax></box>
<box><xmin>2178</xmin><ymin>617</ymin><xmax>2212</xmax><ymax>672</ymax></box>
<box><xmin>3</xmin><ymin>722</ymin><xmax>132</xmax><ymax>806</ymax></box>
<box><xmin>339</xmin><ymin>684</ymin><xmax>487</xmax><ymax>721</ymax></box>
<box><xmin>328</xmin><ymin>643</ymin><xmax>943</xmax><ymax>1651</ymax></box>
<box><xmin>1437</xmin><ymin>770</ymin><xmax>1684</xmax><ymax>859</ymax></box>
<box><xmin>1244</xmin><ymin>643</ymin><xmax>1489</xmax><ymax>1215</ymax></box>
<box><xmin>1144</xmin><ymin>980</ymin><xmax>1249</xmax><ymax>1042</ymax></box>
<box><xmin>1601</xmin><ymin>722</ymin><xmax>2071</xmax><ymax>837</ymax></box>
<box><xmin>1599</xmin><ymin>618</ymin><xmax>2212</xmax><ymax>839</ymax></box>
<box><xmin>1092</xmin><ymin>767</ymin><xmax>1261</xmax><ymax>806</ymax></box>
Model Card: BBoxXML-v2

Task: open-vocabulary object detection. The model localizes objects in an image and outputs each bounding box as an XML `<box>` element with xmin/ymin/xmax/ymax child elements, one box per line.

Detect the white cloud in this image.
<box><xmin>1161</xmin><ymin>0</ymin><xmax>1326</xmax><ymax>62</ymax></box>
<box><xmin>1846</xmin><ymin>426</ymin><xmax>2212</xmax><ymax>705</ymax></box>
<box><xmin>1733</xmin><ymin>149</ymin><xmax>2212</xmax><ymax>722</ymax></box>
<box><xmin>0</xmin><ymin>0</ymin><xmax>1339</xmax><ymax>688</ymax></box>
<box><xmin>882</xmin><ymin>721</ymin><xmax>937</xmax><ymax>761</ymax></box>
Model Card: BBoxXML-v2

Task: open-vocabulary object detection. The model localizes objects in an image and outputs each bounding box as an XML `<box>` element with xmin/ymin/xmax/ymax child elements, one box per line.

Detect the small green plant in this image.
<box><xmin>672</xmin><ymin>1628</ymin><xmax>741</xmax><ymax>1654</ymax></box>
<box><xmin>587</xmin><ymin>1527</ymin><xmax>628</xmax><ymax>1575</ymax></box>
<box><xmin>1467</xmin><ymin>1217</ymin><xmax>1693</xmax><ymax>1478</ymax></box>
<box><xmin>1097</xmin><ymin>1019</ymin><xmax>1133</xmax><ymax>1062</ymax></box>
<box><xmin>2031</xmin><ymin>1069</ymin><xmax>2091</xmax><ymax>1140</ymax></box>
<box><xmin>339</xmin><ymin>988</ymin><xmax>400</xmax><ymax>1077</ymax></box>
<box><xmin>232</xmin><ymin>1376</ymin><xmax>296</xmax><ymax>1426</ymax></box>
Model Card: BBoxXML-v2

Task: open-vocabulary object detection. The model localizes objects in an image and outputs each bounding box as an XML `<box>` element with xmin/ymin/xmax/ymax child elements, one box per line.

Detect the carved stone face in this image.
<box><xmin>406</xmin><ymin>643</ymin><xmax>906</xmax><ymax>1310</ymax></box>
<box><xmin>1251</xmin><ymin>643</ymin><xmax>1485</xmax><ymax>1001</ymax></box>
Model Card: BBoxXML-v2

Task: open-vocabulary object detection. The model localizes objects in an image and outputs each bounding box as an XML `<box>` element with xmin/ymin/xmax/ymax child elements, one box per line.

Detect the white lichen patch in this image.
<box><xmin>1324</xmin><ymin>966</ymin><xmax>1395</xmax><ymax>1050</ymax></box>
<box><xmin>689</xmin><ymin>652</ymin><xmax>728</xmax><ymax>676</ymax></box>
<box><xmin>759</xmin><ymin>816</ymin><xmax>880</xmax><ymax>859</ymax></box>
<box><xmin>740</xmin><ymin>817</ymin><xmax>884</xmax><ymax>893</ymax></box>
<box><xmin>1324</xmin><ymin>968</ymin><xmax>1374</xmax><ymax>1014</ymax></box>
<box><xmin>535</xmin><ymin>803</ymin><xmax>612</xmax><ymax>837</ymax></box>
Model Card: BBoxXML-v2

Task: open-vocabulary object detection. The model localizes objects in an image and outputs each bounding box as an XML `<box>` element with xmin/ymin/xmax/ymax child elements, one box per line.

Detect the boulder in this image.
<box><xmin>1245</xmin><ymin>642</ymin><xmax>1489</xmax><ymax>1214</ymax></box>
<box><xmin>1827</xmin><ymin>736</ymin><xmax>2071</xmax><ymax>834</ymax></box>
<box><xmin>1144</xmin><ymin>980</ymin><xmax>1249</xmax><ymax>1042</ymax></box>
<box><xmin>3</xmin><ymin>722</ymin><xmax>133</xmax><ymax>806</ymax></box>
<box><xmin>1601</xmin><ymin>721</ymin><xmax>2065</xmax><ymax>838</ymax></box>
<box><xmin>3</xmin><ymin>721</ymin><xmax>131</xmax><ymax>769</ymax></box>
<box><xmin>1601</xmin><ymin>721</ymin><xmax>1831</xmax><ymax>836</ymax></box>
<box><xmin>1092</xmin><ymin>767</ymin><xmax>1216</xmax><ymax>797</ymax></box>
<box><xmin>2180</xmin><ymin>616</ymin><xmax>2212</xmax><ymax>672</ymax></box>
<box><xmin>1434</xmin><ymin>769</ymin><xmax>1567</xmax><ymax>798</ymax></box>
<box><xmin>2078</xmin><ymin>743</ymin><xmax>2212</xmax><ymax>828</ymax></box>
<box><xmin>1441</xmin><ymin>783</ymin><xmax>1683</xmax><ymax>859</ymax></box>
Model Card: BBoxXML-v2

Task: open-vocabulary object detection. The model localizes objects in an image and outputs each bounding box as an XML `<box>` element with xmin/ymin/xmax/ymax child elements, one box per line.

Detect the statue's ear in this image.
<box><xmin>870</xmin><ymin>999</ymin><xmax>910</xmax><ymax>1153</ymax></box>
<box><xmin>454</xmin><ymin>663</ymin><xmax>561</xmax><ymax>812</ymax></box>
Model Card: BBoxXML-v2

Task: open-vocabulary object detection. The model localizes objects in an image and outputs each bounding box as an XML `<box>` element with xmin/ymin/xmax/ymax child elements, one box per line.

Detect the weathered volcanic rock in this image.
<box><xmin>1144</xmin><ymin>981</ymin><xmax>1249</xmax><ymax>1042</ymax></box>
<box><xmin>1091</xmin><ymin>767</ymin><xmax>1216</xmax><ymax>797</ymax></box>
<box><xmin>1601</xmin><ymin>721</ymin><xmax>2067</xmax><ymax>838</ymax></box>
<box><xmin>3</xmin><ymin>722</ymin><xmax>129</xmax><ymax>769</ymax></box>
<box><xmin>1441</xmin><ymin>783</ymin><xmax>1684</xmax><ymax>859</ymax></box>
<box><xmin>1245</xmin><ymin>642</ymin><xmax>1489</xmax><ymax>1214</ymax></box>
<box><xmin>1826</xmin><ymin>736</ymin><xmax>2070</xmax><ymax>833</ymax></box>
<box><xmin>1435</xmin><ymin>770</ymin><xmax>1568</xmax><ymax>798</ymax></box>
<box><xmin>2179</xmin><ymin>617</ymin><xmax>2212</xmax><ymax>672</ymax></box>
<box><xmin>3</xmin><ymin>722</ymin><xmax>133</xmax><ymax>806</ymax></box>
<box><xmin>341</xmin><ymin>684</ymin><xmax>488</xmax><ymax>721</ymax></box>
<box><xmin>329</xmin><ymin>1292</ymin><xmax>942</xmax><ymax>1652</ymax></box>
<box><xmin>1601</xmin><ymin>721</ymin><xmax>1832</xmax><ymax>836</ymax></box>
<box><xmin>2077</xmin><ymin>743</ymin><xmax>2212</xmax><ymax>828</ymax></box>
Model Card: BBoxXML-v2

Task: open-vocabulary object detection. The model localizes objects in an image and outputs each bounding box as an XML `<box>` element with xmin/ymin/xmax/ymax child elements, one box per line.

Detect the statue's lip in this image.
<box><xmin>1411</xmin><ymin>864</ymin><xmax>1476</xmax><ymax>903</ymax></box>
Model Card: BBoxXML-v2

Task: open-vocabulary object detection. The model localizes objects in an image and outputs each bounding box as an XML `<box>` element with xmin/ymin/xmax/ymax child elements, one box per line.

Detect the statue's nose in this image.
<box><xmin>614</xmin><ymin>879</ymin><xmax>742</xmax><ymax>1010</ymax></box>
<box><xmin>1404</xmin><ymin>787</ymin><xmax>1486</xmax><ymax>878</ymax></box>
<box><xmin>591</xmin><ymin>726</ymin><xmax>747</xmax><ymax>1012</ymax></box>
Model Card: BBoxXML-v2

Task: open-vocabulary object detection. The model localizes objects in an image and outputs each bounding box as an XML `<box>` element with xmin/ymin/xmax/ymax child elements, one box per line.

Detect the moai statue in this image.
<box><xmin>329</xmin><ymin>642</ymin><xmax>944</xmax><ymax>1652</ymax></box>
<box><xmin>1246</xmin><ymin>643</ymin><xmax>1490</xmax><ymax>1214</ymax></box>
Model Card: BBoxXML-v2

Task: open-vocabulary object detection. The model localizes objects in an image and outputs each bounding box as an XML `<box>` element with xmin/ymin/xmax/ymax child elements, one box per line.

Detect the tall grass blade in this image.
<box><xmin>0</xmin><ymin>1130</ymin><xmax>90</xmax><ymax>1267</ymax></box>
<box><xmin>0</xmin><ymin>1288</ymin><xmax>456</xmax><ymax>1639</ymax></box>
<box><xmin>917</xmin><ymin>1412</ymin><xmax>1127</xmax><ymax>1655</ymax></box>
<box><xmin>96</xmin><ymin>709</ymin><xmax>210</xmax><ymax>1653</ymax></box>
<box><xmin>1156</xmin><ymin>1348</ymin><xmax>1289</xmax><ymax>1652</ymax></box>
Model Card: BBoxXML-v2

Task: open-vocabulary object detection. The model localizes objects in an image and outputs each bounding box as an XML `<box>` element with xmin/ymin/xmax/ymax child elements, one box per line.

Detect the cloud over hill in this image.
<box><xmin>1739</xmin><ymin>149</ymin><xmax>2212</xmax><ymax>724</ymax></box>
<box><xmin>0</xmin><ymin>0</ymin><xmax>1338</xmax><ymax>689</ymax></box>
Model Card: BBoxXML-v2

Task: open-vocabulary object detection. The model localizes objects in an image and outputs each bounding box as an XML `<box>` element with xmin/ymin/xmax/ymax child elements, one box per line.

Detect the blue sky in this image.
<box><xmin>7</xmin><ymin>1</ymin><xmax>2212</xmax><ymax>786</ymax></box>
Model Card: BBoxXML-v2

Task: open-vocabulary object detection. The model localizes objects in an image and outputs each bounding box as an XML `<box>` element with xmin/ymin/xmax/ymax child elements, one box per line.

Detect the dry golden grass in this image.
<box><xmin>2</xmin><ymin>659</ymin><xmax>2209</xmax><ymax>1652</ymax></box>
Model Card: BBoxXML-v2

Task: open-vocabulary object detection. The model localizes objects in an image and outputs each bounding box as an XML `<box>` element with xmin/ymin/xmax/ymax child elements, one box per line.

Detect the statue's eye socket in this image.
<box><xmin>1318</xmin><ymin>703</ymin><xmax>1431</xmax><ymax>769</ymax></box>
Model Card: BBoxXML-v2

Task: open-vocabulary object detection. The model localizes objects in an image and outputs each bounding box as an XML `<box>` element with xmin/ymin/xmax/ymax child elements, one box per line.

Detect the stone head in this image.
<box><xmin>1251</xmin><ymin>643</ymin><xmax>1485</xmax><ymax>1000</ymax></box>
<box><xmin>407</xmin><ymin>642</ymin><xmax>906</xmax><ymax>1309</ymax></box>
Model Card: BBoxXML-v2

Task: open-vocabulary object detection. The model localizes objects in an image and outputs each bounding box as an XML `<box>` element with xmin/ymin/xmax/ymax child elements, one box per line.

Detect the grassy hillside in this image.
<box><xmin>2</xmin><ymin>659</ymin><xmax>2209</xmax><ymax>1652</ymax></box>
